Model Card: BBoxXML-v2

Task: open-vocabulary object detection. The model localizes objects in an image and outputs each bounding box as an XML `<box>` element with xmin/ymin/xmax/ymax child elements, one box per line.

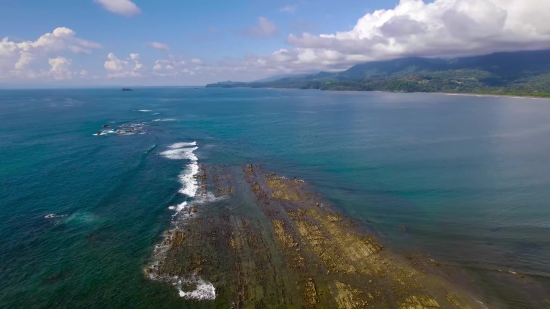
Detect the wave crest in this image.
<box><xmin>160</xmin><ymin>147</ymin><xmax>198</xmax><ymax>161</ymax></box>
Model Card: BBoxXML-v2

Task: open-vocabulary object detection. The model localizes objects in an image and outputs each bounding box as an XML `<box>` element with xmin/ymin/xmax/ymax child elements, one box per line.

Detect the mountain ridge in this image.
<box><xmin>206</xmin><ymin>50</ymin><xmax>550</xmax><ymax>97</ymax></box>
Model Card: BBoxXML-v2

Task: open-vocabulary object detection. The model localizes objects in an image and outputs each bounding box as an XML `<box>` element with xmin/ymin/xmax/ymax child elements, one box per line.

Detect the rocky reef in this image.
<box><xmin>146</xmin><ymin>164</ymin><xmax>489</xmax><ymax>308</ymax></box>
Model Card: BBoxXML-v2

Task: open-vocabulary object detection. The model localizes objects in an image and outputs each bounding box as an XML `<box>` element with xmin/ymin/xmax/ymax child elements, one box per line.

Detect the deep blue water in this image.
<box><xmin>1</xmin><ymin>88</ymin><xmax>549</xmax><ymax>308</ymax></box>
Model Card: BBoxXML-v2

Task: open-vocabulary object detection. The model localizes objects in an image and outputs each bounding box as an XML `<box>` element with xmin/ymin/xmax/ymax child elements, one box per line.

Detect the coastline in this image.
<box><xmin>425</xmin><ymin>91</ymin><xmax>550</xmax><ymax>101</ymax></box>
<box><xmin>206</xmin><ymin>85</ymin><xmax>550</xmax><ymax>100</ymax></box>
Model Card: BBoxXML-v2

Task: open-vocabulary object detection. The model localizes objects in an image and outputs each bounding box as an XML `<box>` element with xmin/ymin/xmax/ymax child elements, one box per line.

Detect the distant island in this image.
<box><xmin>122</xmin><ymin>88</ymin><xmax>133</xmax><ymax>91</ymax></box>
<box><xmin>206</xmin><ymin>50</ymin><xmax>550</xmax><ymax>98</ymax></box>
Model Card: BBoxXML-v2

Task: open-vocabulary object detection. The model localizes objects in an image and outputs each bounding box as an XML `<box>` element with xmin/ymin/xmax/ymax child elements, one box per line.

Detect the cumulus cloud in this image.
<box><xmin>94</xmin><ymin>0</ymin><xmax>141</xmax><ymax>17</ymax></box>
<box><xmin>0</xmin><ymin>27</ymin><xmax>101</xmax><ymax>79</ymax></box>
<box><xmin>211</xmin><ymin>0</ymin><xmax>550</xmax><ymax>81</ymax></box>
<box><xmin>104</xmin><ymin>52</ymin><xmax>143</xmax><ymax>78</ymax></box>
<box><xmin>211</xmin><ymin>49</ymin><xmax>346</xmax><ymax>80</ymax></box>
<box><xmin>287</xmin><ymin>0</ymin><xmax>550</xmax><ymax>63</ymax></box>
<box><xmin>151</xmin><ymin>55</ymin><xmax>207</xmax><ymax>77</ymax></box>
<box><xmin>48</xmin><ymin>56</ymin><xmax>73</xmax><ymax>80</ymax></box>
<box><xmin>239</xmin><ymin>17</ymin><xmax>280</xmax><ymax>38</ymax></box>
<box><xmin>148</xmin><ymin>42</ymin><xmax>170</xmax><ymax>51</ymax></box>
<box><xmin>280</xmin><ymin>5</ymin><xmax>297</xmax><ymax>13</ymax></box>
<box><xmin>153</xmin><ymin>55</ymin><xmax>192</xmax><ymax>76</ymax></box>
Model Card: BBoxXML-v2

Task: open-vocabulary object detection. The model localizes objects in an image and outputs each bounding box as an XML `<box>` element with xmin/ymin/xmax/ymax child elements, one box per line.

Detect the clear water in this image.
<box><xmin>1</xmin><ymin>88</ymin><xmax>549</xmax><ymax>308</ymax></box>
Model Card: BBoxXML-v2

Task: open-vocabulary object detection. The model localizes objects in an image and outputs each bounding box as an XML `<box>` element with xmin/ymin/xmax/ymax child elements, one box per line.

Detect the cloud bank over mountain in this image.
<box><xmin>220</xmin><ymin>0</ymin><xmax>550</xmax><ymax>77</ymax></box>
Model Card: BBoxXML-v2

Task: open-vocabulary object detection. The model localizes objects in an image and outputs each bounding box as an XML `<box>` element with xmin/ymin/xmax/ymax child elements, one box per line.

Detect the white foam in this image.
<box><xmin>178</xmin><ymin>162</ymin><xmax>199</xmax><ymax>197</ymax></box>
<box><xmin>138</xmin><ymin>109</ymin><xmax>152</xmax><ymax>112</ymax></box>
<box><xmin>45</xmin><ymin>213</ymin><xmax>68</xmax><ymax>219</ymax></box>
<box><xmin>153</xmin><ymin>118</ymin><xmax>176</xmax><ymax>122</ymax></box>
<box><xmin>176</xmin><ymin>276</ymin><xmax>216</xmax><ymax>301</ymax></box>
<box><xmin>160</xmin><ymin>147</ymin><xmax>198</xmax><ymax>161</ymax></box>
<box><xmin>146</xmin><ymin>141</ymin><xmax>219</xmax><ymax>302</ymax></box>
<box><xmin>145</xmin><ymin>144</ymin><xmax>157</xmax><ymax>154</ymax></box>
<box><xmin>168</xmin><ymin>142</ymin><xmax>197</xmax><ymax>149</ymax></box>
<box><xmin>175</xmin><ymin>201</ymin><xmax>189</xmax><ymax>213</ymax></box>
<box><xmin>160</xmin><ymin>142</ymin><xmax>200</xmax><ymax>211</ymax></box>
<box><xmin>195</xmin><ymin>192</ymin><xmax>227</xmax><ymax>204</ymax></box>
<box><xmin>93</xmin><ymin>129</ymin><xmax>116</xmax><ymax>136</ymax></box>
<box><xmin>169</xmin><ymin>192</ymin><xmax>226</xmax><ymax>217</ymax></box>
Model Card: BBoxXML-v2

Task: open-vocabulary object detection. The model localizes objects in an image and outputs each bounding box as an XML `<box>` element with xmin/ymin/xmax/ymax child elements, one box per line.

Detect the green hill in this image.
<box><xmin>206</xmin><ymin>50</ymin><xmax>550</xmax><ymax>97</ymax></box>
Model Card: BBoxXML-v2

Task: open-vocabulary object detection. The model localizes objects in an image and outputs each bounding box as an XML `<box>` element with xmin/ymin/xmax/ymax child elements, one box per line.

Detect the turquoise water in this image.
<box><xmin>1</xmin><ymin>88</ymin><xmax>549</xmax><ymax>308</ymax></box>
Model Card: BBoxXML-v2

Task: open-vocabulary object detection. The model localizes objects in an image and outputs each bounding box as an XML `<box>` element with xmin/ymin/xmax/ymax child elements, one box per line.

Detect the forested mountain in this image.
<box><xmin>206</xmin><ymin>50</ymin><xmax>550</xmax><ymax>97</ymax></box>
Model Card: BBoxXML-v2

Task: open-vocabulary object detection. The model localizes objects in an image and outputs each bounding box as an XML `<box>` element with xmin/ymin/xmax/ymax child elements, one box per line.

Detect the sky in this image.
<box><xmin>1</xmin><ymin>0</ymin><xmax>550</xmax><ymax>87</ymax></box>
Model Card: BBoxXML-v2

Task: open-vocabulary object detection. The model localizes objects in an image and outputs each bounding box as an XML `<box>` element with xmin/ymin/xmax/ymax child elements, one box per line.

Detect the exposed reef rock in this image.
<box><xmin>147</xmin><ymin>164</ymin><xmax>488</xmax><ymax>308</ymax></box>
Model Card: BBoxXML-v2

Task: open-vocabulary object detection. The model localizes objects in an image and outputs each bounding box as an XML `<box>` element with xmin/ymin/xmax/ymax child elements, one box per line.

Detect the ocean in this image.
<box><xmin>1</xmin><ymin>87</ymin><xmax>549</xmax><ymax>308</ymax></box>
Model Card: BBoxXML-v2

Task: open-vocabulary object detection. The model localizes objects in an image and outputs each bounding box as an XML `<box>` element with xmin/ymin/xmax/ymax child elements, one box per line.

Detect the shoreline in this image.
<box><xmin>206</xmin><ymin>85</ymin><xmax>550</xmax><ymax>100</ymax></box>
<box><xmin>425</xmin><ymin>91</ymin><xmax>550</xmax><ymax>101</ymax></box>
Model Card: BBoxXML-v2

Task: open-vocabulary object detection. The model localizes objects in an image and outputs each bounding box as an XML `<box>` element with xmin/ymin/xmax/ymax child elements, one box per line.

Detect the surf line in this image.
<box><xmin>146</xmin><ymin>142</ymin><xmax>216</xmax><ymax>301</ymax></box>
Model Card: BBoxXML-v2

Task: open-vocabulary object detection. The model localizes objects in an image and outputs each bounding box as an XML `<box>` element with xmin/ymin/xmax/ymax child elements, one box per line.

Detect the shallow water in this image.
<box><xmin>1</xmin><ymin>88</ymin><xmax>549</xmax><ymax>308</ymax></box>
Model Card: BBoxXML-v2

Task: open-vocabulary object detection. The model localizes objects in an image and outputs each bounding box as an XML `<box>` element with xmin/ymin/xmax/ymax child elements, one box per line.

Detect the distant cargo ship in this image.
<box><xmin>122</xmin><ymin>88</ymin><xmax>133</xmax><ymax>91</ymax></box>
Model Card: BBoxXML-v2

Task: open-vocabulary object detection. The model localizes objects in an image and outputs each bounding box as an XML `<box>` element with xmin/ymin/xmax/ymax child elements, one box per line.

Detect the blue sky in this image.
<box><xmin>1</xmin><ymin>0</ymin><xmax>397</xmax><ymax>57</ymax></box>
<box><xmin>1</xmin><ymin>0</ymin><xmax>549</xmax><ymax>86</ymax></box>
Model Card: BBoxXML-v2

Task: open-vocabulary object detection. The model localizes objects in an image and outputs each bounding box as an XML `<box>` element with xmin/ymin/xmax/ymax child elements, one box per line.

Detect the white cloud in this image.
<box><xmin>191</xmin><ymin>58</ymin><xmax>202</xmax><ymax>65</ymax></box>
<box><xmin>239</xmin><ymin>17</ymin><xmax>280</xmax><ymax>38</ymax></box>
<box><xmin>130</xmin><ymin>53</ymin><xmax>142</xmax><ymax>70</ymax></box>
<box><xmin>148</xmin><ymin>42</ymin><xmax>170</xmax><ymax>51</ymax></box>
<box><xmin>153</xmin><ymin>55</ymin><xmax>192</xmax><ymax>76</ymax></box>
<box><xmin>280</xmin><ymin>5</ymin><xmax>297</xmax><ymax>13</ymax></box>
<box><xmin>287</xmin><ymin>0</ymin><xmax>550</xmax><ymax>64</ymax></box>
<box><xmin>48</xmin><ymin>56</ymin><xmax>73</xmax><ymax>80</ymax></box>
<box><xmin>0</xmin><ymin>27</ymin><xmax>101</xmax><ymax>80</ymax></box>
<box><xmin>94</xmin><ymin>0</ymin><xmax>141</xmax><ymax>17</ymax></box>
<box><xmin>210</xmin><ymin>0</ymin><xmax>550</xmax><ymax>81</ymax></box>
<box><xmin>104</xmin><ymin>52</ymin><xmax>143</xmax><ymax>78</ymax></box>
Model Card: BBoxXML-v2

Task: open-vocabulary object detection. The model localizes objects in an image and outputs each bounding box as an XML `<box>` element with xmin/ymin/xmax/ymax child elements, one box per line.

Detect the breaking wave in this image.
<box><xmin>145</xmin><ymin>274</ymin><xmax>216</xmax><ymax>301</ymax></box>
<box><xmin>160</xmin><ymin>142</ymin><xmax>199</xmax><ymax>203</ymax></box>
<box><xmin>146</xmin><ymin>141</ymin><xmax>218</xmax><ymax>301</ymax></box>
<box><xmin>145</xmin><ymin>144</ymin><xmax>157</xmax><ymax>154</ymax></box>
<box><xmin>168</xmin><ymin>142</ymin><xmax>197</xmax><ymax>149</ymax></box>
<box><xmin>176</xmin><ymin>276</ymin><xmax>216</xmax><ymax>300</ymax></box>
<box><xmin>160</xmin><ymin>147</ymin><xmax>198</xmax><ymax>161</ymax></box>
<box><xmin>178</xmin><ymin>163</ymin><xmax>199</xmax><ymax>197</ymax></box>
